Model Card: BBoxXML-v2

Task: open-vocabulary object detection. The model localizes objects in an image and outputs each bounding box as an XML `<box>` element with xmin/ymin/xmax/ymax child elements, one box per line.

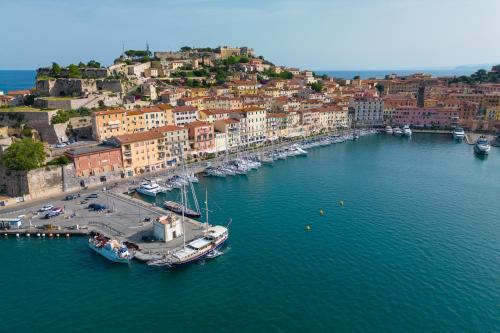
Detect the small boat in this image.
<box><xmin>402</xmin><ymin>125</ymin><xmax>412</xmax><ymax>137</ymax></box>
<box><xmin>453</xmin><ymin>127</ymin><xmax>465</xmax><ymax>140</ymax></box>
<box><xmin>385</xmin><ymin>125</ymin><xmax>393</xmax><ymax>134</ymax></box>
<box><xmin>393</xmin><ymin>127</ymin><xmax>403</xmax><ymax>136</ymax></box>
<box><xmin>88</xmin><ymin>234</ymin><xmax>133</xmax><ymax>263</ymax></box>
<box><xmin>164</xmin><ymin>200</ymin><xmax>201</xmax><ymax>218</ymax></box>
<box><xmin>474</xmin><ymin>136</ymin><xmax>491</xmax><ymax>155</ymax></box>
<box><xmin>206</xmin><ymin>249</ymin><xmax>224</xmax><ymax>259</ymax></box>
<box><xmin>353</xmin><ymin>132</ymin><xmax>359</xmax><ymax>140</ymax></box>
<box><xmin>136</xmin><ymin>180</ymin><xmax>169</xmax><ymax>196</ymax></box>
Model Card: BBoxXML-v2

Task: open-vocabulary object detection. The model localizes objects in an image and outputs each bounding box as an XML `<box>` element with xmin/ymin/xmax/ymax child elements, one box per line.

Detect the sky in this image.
<box><xmin>1</xmin><ymin>0</ymin><xmax>500</xmax><ymax>70</ymax></box>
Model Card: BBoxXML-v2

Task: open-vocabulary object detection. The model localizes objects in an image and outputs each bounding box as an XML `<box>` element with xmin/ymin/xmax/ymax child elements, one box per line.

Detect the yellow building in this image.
<box><xmin>91</xmin><ymin>109</ymin><xmax>128</xmax><ymax>141</ymax></box>
<box><xmin>112</xmin><ymin>131</ymin><xmax>165</xmax><ymax>176</ymax></box>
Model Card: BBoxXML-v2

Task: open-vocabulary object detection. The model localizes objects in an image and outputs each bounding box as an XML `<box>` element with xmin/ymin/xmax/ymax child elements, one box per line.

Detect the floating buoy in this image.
<box><xmin>16</xmin><ymin>233</ymin><xmax>20</xmax><ymax>237</ymax></box>
<box><xmin>26</xmin><ymin>233</ymin><xmax>31</xmax><ymax>237</ymax></box>
<box><xmin>56</xmin><ymin>234</ymin><xmax>60</xmax><ymax>237</ymax></box>
<box><xmin>305</xmin><ymin>224</ymin><xmax>312</xmax><ymax>231</ymax></box>
<box><xmin>36</xmin><ymin>233</ymin><xmax>41</xmax><ymax>237</ymax></box>
<box><xmin>319</xmin><ymin>209</ymin><xmax>325</xmax><ymax>216</ymax></box>
<box><xmin>4</xmin><ymin>233</ymin><xmax>7</xmax><ymax>237</ymax></box>
<box><xmin>66</xmin><ymin>234</ymin><xmax>70</xmax><ymax>237</ymax></box>
<box><xmin>339</xmin><ymin>200</ymin><xmax>344</xmax><ymax>207</ymax></box>
<box><xmin>41</xmin><ymin>234</ymin><xmax>46</xmax><ymax>237</ymax></box>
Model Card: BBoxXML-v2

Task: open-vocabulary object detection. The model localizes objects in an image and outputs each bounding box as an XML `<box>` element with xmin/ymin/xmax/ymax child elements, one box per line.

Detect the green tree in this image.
<box><xmin>239</xmin><ymin>56</ymin><xmax>249</xmax><ymax>63</ymax></box>
<box><xmin>309</xmin><ymin>82</ymin><xmax>324</xmax><ymax>93</ymax></box>
<box><xmin>46</xmin><ymin>155</ymin><xmax>70</xmax><ymax>166</ymax></box>
<box><xmin>279</xmin><ymin>71</ymin><xmax>293</xmax><ymax>79</ymax></box>
<box><xmin>51</xmin><ymin>110</ymin><xmax>71</xmax><ymax>124</ymax></box>
<box><xmin>1</xmin><ymin>138</ymin><xmax>45</xmax><ymax>171</ymax></box>
<box><xmin>180</xmin><ymin>46</ymin><xmax>192</xmax><ymax>52</ymax></box>
<box><xmin>68</xmin><ymin>64</ymin><xmax>81</xmax><ymax>78</ymax></box>
<box><xmin>87</xmin><ymin>60</ymin><xmax>101</xmax><ymax>68</ymax></box>
<box><xmin>376</xmin><ymin>84</ymin><xmax>384</xmax><ymax>94</ymax></box>
<box><xmin>78</xmin><ymin>62</ymin><xmax>86</xmax><ymax>68</ymax></box>
<box><xmin>51</xmin><ymin>62</ymin><xmax>61</xmax><ymax>77</ymax></box>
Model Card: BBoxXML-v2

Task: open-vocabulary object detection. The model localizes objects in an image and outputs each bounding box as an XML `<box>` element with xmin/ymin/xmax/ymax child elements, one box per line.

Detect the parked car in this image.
<box><xmin>55</xmin><ymin>142</ymin><xmax>67</xmax><ymax>148</ymax></box>
<box><xmin>44</xmin><ymin>211</ymin><xmax>60</xmax><ymax>219</ymax></box>
<box><xmin>64</xmin><ymin>194</ymin><xmax>78</xmax><ymax>201</ymax></box>
<box><xmin>39</xmin><ymin>204</ymin><xmax>54</xmax><ymax>212</ymax></box>
<box><xmin>51</xmin><ymin>207</ymin><xmax>64</xmax><ymax>214</ymax></box>
<box><xmin>86</xmin><ymin>193</ymin><xmax>99</xmax><ymax>199</ymax></box>
<box><xmin>88</xmin><ymin>203</ymin><xmax>107</xmax><ymax>211</ymax></box>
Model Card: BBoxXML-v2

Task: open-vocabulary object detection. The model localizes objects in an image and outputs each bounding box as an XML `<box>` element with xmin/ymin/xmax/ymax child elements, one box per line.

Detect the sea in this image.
<box><xmin>1</xmin><ymin>134</ymin><xmax>499</xmax><ymax>333</ymax></box>
<box><xmin>316</xmin><ymin>69</ymin><xmax>477</xmax><ymax>80</ymax></box>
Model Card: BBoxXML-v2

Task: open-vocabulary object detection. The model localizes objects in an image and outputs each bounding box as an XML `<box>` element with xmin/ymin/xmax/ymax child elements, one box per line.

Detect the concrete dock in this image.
<box><xmin>0</xmin><ymin>186</ymin><xmax>207</xmax><ymax>261</ymax></box>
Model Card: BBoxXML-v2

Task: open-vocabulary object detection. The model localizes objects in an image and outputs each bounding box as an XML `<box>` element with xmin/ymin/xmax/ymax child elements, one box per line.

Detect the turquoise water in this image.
<box><xmin>1</xmin><ymin>134</ymin><xmax>499</xmax><ymax>333</ymax></box>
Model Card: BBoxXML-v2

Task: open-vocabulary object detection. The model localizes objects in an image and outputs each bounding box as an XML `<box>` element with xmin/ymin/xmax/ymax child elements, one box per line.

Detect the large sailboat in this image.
<box><xmin>150</xmin><ymin>189</ymin><xmax>229</xmax><ymax>267</ymax></box>
<box><xmin>164</xmin><ymin>178</ymin><xmax>201</xmax><ymax>218</ymax></box>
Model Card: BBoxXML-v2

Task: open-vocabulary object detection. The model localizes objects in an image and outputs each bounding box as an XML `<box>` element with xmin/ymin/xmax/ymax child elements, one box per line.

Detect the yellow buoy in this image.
<box><xmin>305</xmin><ymin>224</ymin><xmax>312</xmax><ymax>231</ymax></box>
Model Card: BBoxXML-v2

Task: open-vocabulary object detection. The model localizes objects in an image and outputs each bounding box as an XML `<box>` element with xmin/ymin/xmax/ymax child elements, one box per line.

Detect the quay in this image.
<box><xmin>2</xmin><ymin>229</ymin><xmax>88</xmax><ymax>237</ymax></box>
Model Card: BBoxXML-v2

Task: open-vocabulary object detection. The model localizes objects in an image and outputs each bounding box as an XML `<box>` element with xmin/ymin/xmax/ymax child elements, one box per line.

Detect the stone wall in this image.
<box><xmin>36</xmin><ymin>78</ymin><xmax>98</xmax><ymax>97</ymax></box>
<box><xmin>0</xmin><ymin>163</ymin><xmax>124</xmax><ymax>202</ymax></box>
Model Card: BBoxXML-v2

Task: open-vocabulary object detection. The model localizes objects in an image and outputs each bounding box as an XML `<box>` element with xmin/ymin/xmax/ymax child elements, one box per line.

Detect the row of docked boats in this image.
<box><xmin>385</xmin><ymin>125</ymin><xmax>412</xmax><ymax>136</ymax></box>
<box><xmin>134</xmin><ymin>172</ymin><xmax>199</xmax><ymax>197</ymax></box>
<box><xmin>204</xmin><ymin>131</ymin><xmax>376</xmax><ymax>178</ymax></box>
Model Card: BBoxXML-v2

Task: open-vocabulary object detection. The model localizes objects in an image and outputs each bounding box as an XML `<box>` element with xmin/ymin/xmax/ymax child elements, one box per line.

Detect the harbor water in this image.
<box><xmin>1</xmin><ymin>134</ymin><xmax>499</xmax><ymax>333</ymax></box>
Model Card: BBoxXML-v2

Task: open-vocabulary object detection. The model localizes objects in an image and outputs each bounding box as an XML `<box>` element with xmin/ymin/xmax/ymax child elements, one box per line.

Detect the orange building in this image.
<box><xmin>186</xmin><ymin>121</ymin><xmax>215</xmax><ymax>154</ymax></box>
<box><xmin>111</xmin><ymin>131</ymin><xmax>165</xmax><ymax>176</ymax></box>
<box><xmin>65</xmin><ymin>145</ymin><xmax>123</xmax><ymax>177</ymax></box>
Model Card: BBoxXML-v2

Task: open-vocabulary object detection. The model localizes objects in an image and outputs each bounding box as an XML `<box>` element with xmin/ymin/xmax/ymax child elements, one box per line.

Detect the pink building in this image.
<box><xmin>186</xmin><ymin>121</ymin><xmax>215</xmax><ymax>154</ymax></box>
<box><xmin>393</xmin><ymin>107</ymin><xmax>459</xmax><ymax>128</ymax></box>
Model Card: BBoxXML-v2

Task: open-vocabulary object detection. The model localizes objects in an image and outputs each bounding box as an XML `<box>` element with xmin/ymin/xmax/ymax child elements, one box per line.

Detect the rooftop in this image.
<box><xmin>113</xmin><ymin>131</ymin><xmax>164</xmax><ymax>144</ymax></box>
<box><xmin>65</xmin><ymin>144</ymin><xmax>119</xmax><ymax>157</ymax></box>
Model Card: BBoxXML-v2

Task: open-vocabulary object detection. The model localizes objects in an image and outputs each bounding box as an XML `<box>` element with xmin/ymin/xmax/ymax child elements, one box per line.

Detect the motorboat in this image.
<box><xmin>474</xmin><ymin>136</ymin><xmax>491</xmax><ymax>155</ymax></box>
<box><xmin>453</xmin><ymin>127</ymin><xmax>465</xmax><ymax>140</ymax></box>
<box><xmin>136</xmin><ymin>180</ymin><xmax>169</xmax><ymax>196</ymax></box>
<box><xmin>393</xmin><ymin>127</ymin><xmax>403</xmax><ymax>136</ymax></box>
<box><xmin>402</xmin><ymin>125</ymin><xmax>412</xmax><ymax>137</ymax></box>
<box><xmin>385</xmin><ymin>125</ymin><xmax>393</xmax><ymax>134</ymax></box>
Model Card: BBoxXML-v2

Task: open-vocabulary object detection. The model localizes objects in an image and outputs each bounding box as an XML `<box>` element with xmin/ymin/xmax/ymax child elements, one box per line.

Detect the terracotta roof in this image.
<box><xmin>94</xmin><ymin>109</ymin><xmax>127</xmax><ymax>116</ymax></box>
<box><xmin>186</xmin><ymin>121</ymin><xmax>212</xmax><ymax>128</ymax></box>
<box><xmin>141</xmin><ymin>106</ymin><xmax>163</xmax><ymax>113</ymax></box>
<box><xmin>113</xmin><ymin>131</ymin><xmax>163</xmax><ymax>144</ymax></box>
<box><xmin>154</xmin><ymin>125</ymin><xmax>186</xmax><ymax>133</ymax></box>
<box><xmin>7</xmin><ymin>89</ymin><xmax>31</xmax><ymax>95</ymax></box>
<box><xmin>202</xmin><ymin>109</ymin><xmax>229</xmax><ymax>115</ymax></box>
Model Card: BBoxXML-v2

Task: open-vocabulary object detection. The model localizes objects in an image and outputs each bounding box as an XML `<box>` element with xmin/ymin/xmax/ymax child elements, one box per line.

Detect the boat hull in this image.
<box><xmin>170</xmin><ymin>237</ymin><xmax>228</xmax><ymax>267</ymax></box>
<box><xmin>164</xmin><ymin>201</ymin><xmax>201</xmax><ymax>218</ymax></box>
<box><xmin>474</xmin><ymin>145</ymin><xmax>490</xmax><ymax>155</ymax></box>
<box><xmin>88</xmin><ymin>242</ymin><xmax>131</xmax><ymax>264</ymax></box>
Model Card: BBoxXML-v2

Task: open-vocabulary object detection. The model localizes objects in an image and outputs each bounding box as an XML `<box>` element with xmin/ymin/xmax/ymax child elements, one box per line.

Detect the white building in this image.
<box><xmin>349</xmin><ymin>96</ymin><xmax>384</xmax><ymax>127</ymax></box>
<box><xmin>153</xmin><ymin>215</ymin><xmax>183</xmax><ymax>242</ymax></box>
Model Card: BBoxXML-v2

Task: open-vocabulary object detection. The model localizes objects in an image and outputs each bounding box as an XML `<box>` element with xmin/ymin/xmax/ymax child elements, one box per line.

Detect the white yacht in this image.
<box><xmin>88</xmin><ymin>235</ymin><xmax>133</xmax><ymax>263</ymax></box>
<box><xmin>393</xmin><ymin>127</ymin><xmax>403</xmax><ymax>136</ymax></box>
<box><xmin>453</xmin><ymin>127</ymin><xmax>465</xmax><ymax>140</ymax></box>
<box><xmin>385</xmin><ymin>125</ymin><xmax>393</xmax><ymax>134</ymax></box>
<box><xmin>474</xmin><ymin>136</ymin><xmax>491</xmax><ymax>155</ymax></box>
<box><xmin>402</xmin><ymin>125</ymin><xmax>412</xmax><ymax>137</ymax></box>
<box><xmin>136</xmin><ymin>180</ymin><xmax>169</xmax><ymax>197</ymax></box>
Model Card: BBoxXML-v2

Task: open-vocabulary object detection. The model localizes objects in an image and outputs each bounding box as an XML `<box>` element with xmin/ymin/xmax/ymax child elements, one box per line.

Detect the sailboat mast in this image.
<box><xmin>181</xmin><ymin>184</ymin><xmax>186</xmax><ymax>248</ymax></box>
<box><xmin>205</xmin><ymin>188</ymin><xmax>209</xmax><ymax>232</ymax></box>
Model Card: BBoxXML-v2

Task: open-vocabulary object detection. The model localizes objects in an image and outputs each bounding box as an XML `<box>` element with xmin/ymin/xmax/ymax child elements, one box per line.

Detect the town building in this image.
<box><xmin>65</xmin><ymin>144</ymin><xmax>123</xmax><ymax>177</ymax></box>
<box><xmin>111</xmin><ymin>131</ymin><xmax>165</xmax><ymax>176</ymax></box>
